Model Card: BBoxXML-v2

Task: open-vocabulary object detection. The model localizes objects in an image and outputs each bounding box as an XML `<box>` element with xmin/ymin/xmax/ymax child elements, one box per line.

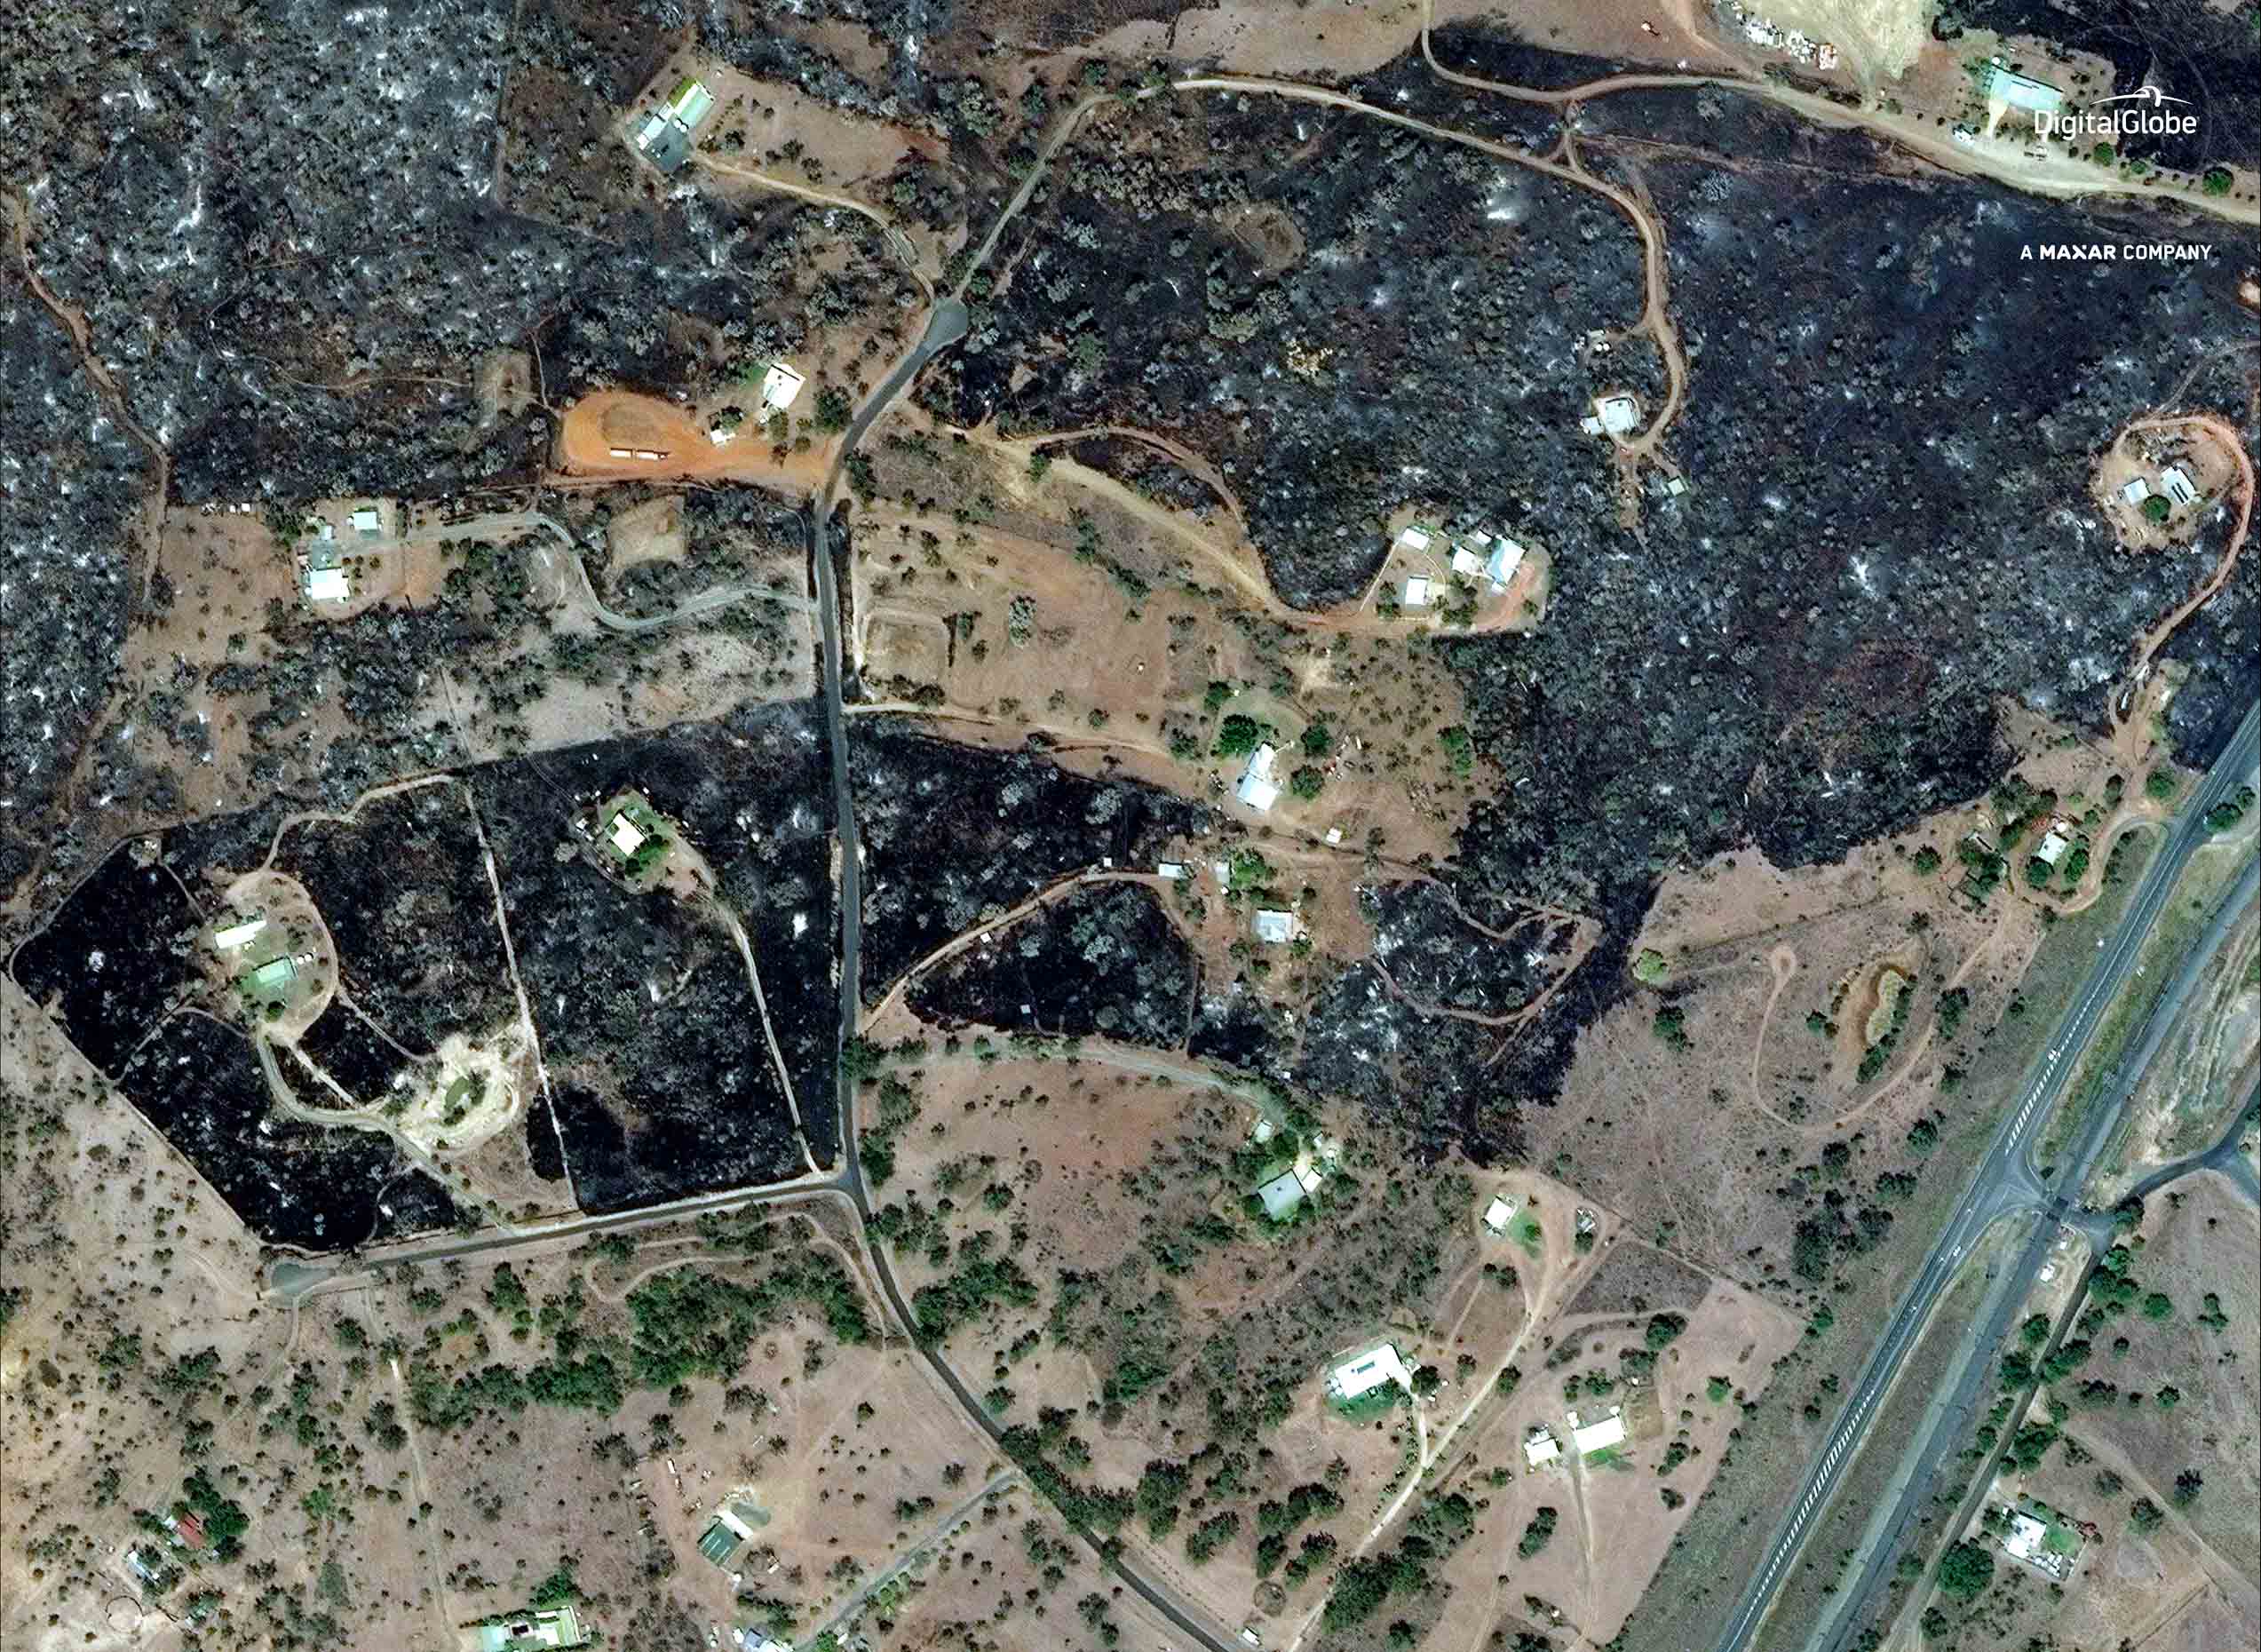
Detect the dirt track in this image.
<box><xmin>2116</xmin><ymin>411</ymin><xmax>2256</xmax><ymax>700</ymax></box>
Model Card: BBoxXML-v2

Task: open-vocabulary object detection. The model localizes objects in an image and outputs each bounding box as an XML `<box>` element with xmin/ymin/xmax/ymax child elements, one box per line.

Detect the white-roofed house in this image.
<box><xmin>1483</xmin><ymin>1195</ymin><xmax>1517</xmax><ymax>1234</ymax></box>
<box><xmin>305</xmin><ymin>566</ymin><xmax>350</xmax><ymax>604</ymax></box>
<box><xmin>1567</xmin><ymin>1407</ymin><xmax>1627</xmax><ymax>1456</ymax></box>
<box><xmin>2118</xmin><ymin>476</ymin><xmax>2151</xmax><ymax>508</ymax></box>
<box><xmin>1392</xmin><ymin>524</ymin><xmax>1435</xmax><ymax>555</ymax></box>
<box><xmin>1485</xmin><ymin>536</ymin><xmax>1526</xmax><ymax>592</ymax></box>
<box><xmin>1522</xmin><ymin>1426</ymin><xmax>1562</xmax><ymax>1468</ymax></box>
<box><xmin>1253</xmin><ymin>909</ymin><xmax>1299</xmax><ymax>945</ymax></box>
<box><xmin>1450</xmin><ymin>544</ymin><xmax>1485</xmax><ymax>579</ymax></box>
<box><xmin>350</xmin><ymin>504</ymin><xmax>383</xmax><ymax>536</ymax></box>
<box><xmin>2160</xmin><ymin>465</ymin><xmax>2198</xmax><ymax>508</ymax></box>
<box><xmin>1401</xmin><ymin>576</ymin><xmax>1431</xmax><ymax>609</ymax></box>
<box><xmin>1236</xmin><ymin>743</ymin><xmax>1281</xmax><ymax>813</ymax></box>
<box><xmin>758</xmin><ymin>361</ymin><xmax>806</xmax><ymax>418</ymax></box>
<box><xmin>1325</xmin><ymin>1342</ymin><xmax>1413</xmax><ymax>1404</ymax></box>
<box><xmin>1595</xmin><ymin>394</ymin><xmax>1640</xmax><ymax>435</ymax></box>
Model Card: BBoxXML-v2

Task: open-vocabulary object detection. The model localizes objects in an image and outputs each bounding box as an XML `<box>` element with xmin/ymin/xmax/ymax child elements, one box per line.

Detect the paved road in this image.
<box><xmin>805</xmin><ymin>299</ymin><xmax>1239</xmax><ymax>1652</ymax></box>
<box><xmin>266</xmin><ymin>1168</ymin><xmax>849</xmax><ymax>1301</ymax></box>
<box><xmin>1714</xmin><ymin>703</ymin><xmax>2260</xmax><ymax>1652</ymax></box>
<box><xmin>1809</xmin><ymin>852</ymin><xmax>2258</xmax><ymax>1652</ymax></box>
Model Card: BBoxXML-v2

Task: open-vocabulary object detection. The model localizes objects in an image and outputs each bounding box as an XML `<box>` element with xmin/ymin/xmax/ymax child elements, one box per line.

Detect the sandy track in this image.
<box><xmin>2116</xmin><ymin>411</ymin><xmax>2255</xmax><ymax>699</ymax></box>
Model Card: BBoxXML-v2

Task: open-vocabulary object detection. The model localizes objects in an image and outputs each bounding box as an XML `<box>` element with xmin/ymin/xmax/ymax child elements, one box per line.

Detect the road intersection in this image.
<box><xmin>1715</xmin><ymin>703</ymin><xmax>2258</xmax><ymax>1652</ymax></box>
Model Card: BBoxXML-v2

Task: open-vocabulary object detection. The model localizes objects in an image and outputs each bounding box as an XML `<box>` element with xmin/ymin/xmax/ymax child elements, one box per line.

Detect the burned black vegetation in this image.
<box><xmin>852</xmin><ymin>719</ymin><xmax>1212</xmax><ymax>1002</ymax></box>
<box><xmin>0</xmin><ymin>282</ymin><xmax>147</xmax><ymax>893</ymax></box>
<box><xmin>11</xmin><ymin>846</ymin><xmax>457</xmax><ymax>1248</ymax></box>
<box><xmin>12</xmin><ymin>698</ymin><xmax>835</xmax><ymax>1245</ymax></box>
<box><xmin>1282</xmin><ymin>879</ymin><xmax>1580</xmax><ymax>1159</ymax></box>
<box><xmin>295</xmin><ymin>999</ymin><xmax>422</xmax><ymax>1101</ymax></box>
<box><xmin>275</xmin><ymin>784</ymin><xmax>515</xmax><ymax>1056</ymax></box>
<box><xmin>120</xmin><ymin>1014</ymin><xmax>460</xmax><ymax>1251</ymax></box>
<box><xmin>931</xmin><ymin>90</ymin><xmax>1643</xmax><ymax>607</ymax></box>
<box><xmin>469</xmin><ymin>703</ymin><xmax>837</xmax><ymax>1196</ymax></box>
<box><xmin>1367</xmin><ymin>880</ymin><xmax>1550</xmax><ymax>1020</ymax></box>
<box><xmin>907</xmin><ymin>882</ymin><xmax>1195</xmax><ymax>1046</ymax></box>
<box><xmin>932</xmin><ymin>68</ymin><xmax>2258</xmax><ymax>1157</ymax></box>
<box><xmin>1188</xmin><ymin>983</ymin><xmax>1294</xmax><ymax>1071</ymax></box>
<box><xmin>12</xmin><ymin>853</ymin><xmax>201</xmax><ymax>1076</ymax></box>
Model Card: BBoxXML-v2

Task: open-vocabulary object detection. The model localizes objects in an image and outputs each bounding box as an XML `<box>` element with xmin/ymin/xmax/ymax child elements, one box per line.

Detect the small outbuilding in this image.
<box><xmin>1568</xmin><ymin>1406</ymin><xmax>1626</xmax><ymax>1456</ymax></box>
<box><xmin>242</xmin><ymin>956</ymin><xmax>297</xmax><ymax>994</ymax></box>
<box><xmin>1485</xmin><ymin>536</ymin><xmax>1525</xmax><ymax>592</ymax></box>
<box><xmin>1483</xmin><ymin>1195</ymin><xmax>1517</xmax><ymax>1234</ymax></box>
<box><xmin>1594</xmin><ymin>394</ymin><xmax>1639</xmax><ymax>435</ymax></box>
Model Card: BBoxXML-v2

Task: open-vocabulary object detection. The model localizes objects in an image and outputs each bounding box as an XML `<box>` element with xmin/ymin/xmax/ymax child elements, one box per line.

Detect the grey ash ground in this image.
<box><xmin>932</xmin><ymin>67</ymin><xmax>2257</xmax><ymax>1156</ymax></box>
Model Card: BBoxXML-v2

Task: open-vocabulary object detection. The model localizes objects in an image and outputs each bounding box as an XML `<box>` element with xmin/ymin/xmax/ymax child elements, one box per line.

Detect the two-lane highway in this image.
<box><xmin>1714</xmin><ymin>703</ymin><xmax>2259</xmax><ymax>1652</ymax></box>
<box><xmin>805</xmin><ymin>298</ymin><xmax>1240</xmax><ymax>1652</ymax></box>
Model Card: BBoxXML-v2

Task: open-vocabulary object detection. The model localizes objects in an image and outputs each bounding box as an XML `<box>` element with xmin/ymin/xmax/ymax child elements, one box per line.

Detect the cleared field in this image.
<box><xmin>1607</xmin><ymin>774</ymin><xmax>2175</xmax><ymax>1652</ymax></box>
<box><xmin>854</xmin><ymin>1045</ymin><xmax>1790</xmax><ymax>1647</ymax></box>
<box><xmin>1</xmin><ymin>980</ymin><xmax>439</xmax><ymax>1652</ymax></box>
<box><xmin>1416</xmin><ymin>1259</ymin><xmax>1802</xmax><ymax>1648</ymax></box>
<box><xmin>857</xmin><ymin>423</ymin><xmax>1493</xmax><ymax>866</ymax></box>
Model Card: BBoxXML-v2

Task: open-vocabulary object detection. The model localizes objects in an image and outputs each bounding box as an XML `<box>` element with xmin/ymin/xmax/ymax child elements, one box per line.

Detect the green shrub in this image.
<box><xmin>1215</xmin><ymin>714</ymin><xmax>1263</xmax><ymax>758</ymax></box>
<box><xmin>1936</xmin><ymin>1539</ymin><xmax>1994</xmax><ymax>1600</ymax></box>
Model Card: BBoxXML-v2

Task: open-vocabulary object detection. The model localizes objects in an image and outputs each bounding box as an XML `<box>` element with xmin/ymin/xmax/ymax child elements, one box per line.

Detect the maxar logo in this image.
<box><xmin>2037</xmin><ymin>84</ymin><xmax>2198</xmax><ymax>142</ymax></box>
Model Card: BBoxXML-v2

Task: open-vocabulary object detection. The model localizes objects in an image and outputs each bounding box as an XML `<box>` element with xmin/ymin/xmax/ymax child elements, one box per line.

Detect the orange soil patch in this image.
<box><xmin>555</xmin><ymin>388</ymin><xmax>830</xmax><ymax>491</ymax></box>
